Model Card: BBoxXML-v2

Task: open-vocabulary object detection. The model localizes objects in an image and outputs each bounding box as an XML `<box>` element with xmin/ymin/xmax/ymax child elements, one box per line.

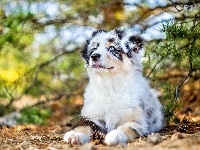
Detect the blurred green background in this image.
<box><xmin>0</xmin><ymin>0</ymin><xmax>199</xmax><ymax>124</ymax></box>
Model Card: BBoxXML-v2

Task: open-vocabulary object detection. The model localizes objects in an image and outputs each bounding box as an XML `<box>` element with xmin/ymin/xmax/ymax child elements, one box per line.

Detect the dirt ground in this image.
<box><xmin>1</xmin><ymin>99</ymin><xmax>200</xmax><ymax>150</ymax></box>
<box><xmin>1</xmin><ymin>120</ymin><xmax>200</xmax><ymax>150</ymax></box>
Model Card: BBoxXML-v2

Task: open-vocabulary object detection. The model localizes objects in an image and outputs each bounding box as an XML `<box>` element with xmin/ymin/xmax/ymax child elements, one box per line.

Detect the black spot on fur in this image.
<box><xmin>152</xmin><ymin>118</ymin><xmax>157</xmax><ymax>124</ymax></box>
<box><xmin>146</xmin><ymin>108</ymin><xmax>154</xmax><ymax>119</ymax></box>
<box><xmin>129</xmin><ymin>35</ymin><xmax>144</xmax><ymax>52</ymax></box>
<box><xmin>108</xmin><ymin>38</ymin><xmax>115</xmax><ymax>43</ymax></box>
<box><xmin>125</xmin><ymin>42</ymin><xmax>133</xmax><ymax>58</ymax></box>
<box><xmin>140</xmin><ymin>102</ymin><xmax>145</xmax><ymax>110</ymax></box>
<box><xmin>92</xmin><ymin>29</ymin><xmax>107</xmax><ymax>38</ymax></box>
<box><xmin>114</xmin><ymin>28</ymin><xmax>125</xmax><ymax>39</ymax></box>
<box><xmin>81</xmin><ymin>40</ymin><xmax>90</xmax><ymax>64</ymax></box>
<box><xmin>126</xmin><ymin>50</ymin><xmax>132</xmax><ymax>58</ymax></box>
<box><xmin>125</xmin><ymin>41</ymin><xmax>130</xmax><ymax>50</ymax></box>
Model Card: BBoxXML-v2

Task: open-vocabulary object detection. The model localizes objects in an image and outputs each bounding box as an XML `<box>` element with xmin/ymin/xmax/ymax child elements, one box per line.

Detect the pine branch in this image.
<box><xmin>174</xmin><ymin>31</ymin><xmax>198</xmax><ymax>100</ymax></box>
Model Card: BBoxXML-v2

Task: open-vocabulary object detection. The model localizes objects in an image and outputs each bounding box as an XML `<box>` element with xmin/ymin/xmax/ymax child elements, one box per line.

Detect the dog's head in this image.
<box><xmin>81</xmin><ymin>28</ymin><xmax>144</xmax><ymax>75</ymax></box>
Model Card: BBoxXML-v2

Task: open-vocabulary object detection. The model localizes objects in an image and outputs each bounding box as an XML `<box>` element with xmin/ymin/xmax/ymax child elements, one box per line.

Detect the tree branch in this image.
<box><xmin>146</xmin><ymin>56</ymin><xmax>164</xmax><ymax>79</ymax></box>
<box><xmin>174</xmin><ymin>31</ymin><xmax>197</xmax><ymax>100</ymax></box>
<box><xmin>174</xmin><ymin>69</ymin><xmax>193</xmax><ymax>99</ymax></box>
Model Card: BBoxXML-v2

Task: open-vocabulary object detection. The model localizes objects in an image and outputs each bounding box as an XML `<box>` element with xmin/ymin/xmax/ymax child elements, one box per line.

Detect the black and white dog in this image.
<box><xmin>64</xmin><ymin>28</ymin><xmax>165</xmax><ymax>146</ymax></box>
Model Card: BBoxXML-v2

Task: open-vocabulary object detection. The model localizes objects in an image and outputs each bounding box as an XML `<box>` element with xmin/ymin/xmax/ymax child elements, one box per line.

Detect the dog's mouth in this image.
<box><xmin>91</xmin><ymin>64</ymin><xmax>114</xmax><ymax>70</ymax></box>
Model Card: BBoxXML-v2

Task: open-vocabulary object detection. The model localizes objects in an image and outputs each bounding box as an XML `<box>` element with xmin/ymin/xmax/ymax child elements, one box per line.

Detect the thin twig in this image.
<box><xmin>174</xmin><ymin>69</ymin><xmax>193</xmax><ymax>99</ymax></box>
<box><xmin>146</xmin><ymin>56</ymin><xmax>164</xmax><ymax>79</ymax></box>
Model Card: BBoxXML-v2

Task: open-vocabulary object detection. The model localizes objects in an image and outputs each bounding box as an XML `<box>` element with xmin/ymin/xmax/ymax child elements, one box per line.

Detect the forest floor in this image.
<box><xmin>1</xmin><ymin>100</ymin><xmax>200</xmax><ymax>150</ymax></box>
<box><xmin>1</xmin><ymin>123</ymin><xmax>200</xmax><ymax>150</ymax></box>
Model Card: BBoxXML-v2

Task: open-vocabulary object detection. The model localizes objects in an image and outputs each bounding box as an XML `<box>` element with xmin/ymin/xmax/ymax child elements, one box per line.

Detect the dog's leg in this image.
<box><xmin>64</xmin><ymin>117</ymin><xmax>107</xmax><ymax>145</ymax></box>
<box><xmin>104</xmin><ymin>122</ymin><xmax>148</xmax><ymax>146</ymax></box>
<box><xmin>64</xmin><ymin>126</ymin><xmax>92</xmax><ymax>145</ymax></box>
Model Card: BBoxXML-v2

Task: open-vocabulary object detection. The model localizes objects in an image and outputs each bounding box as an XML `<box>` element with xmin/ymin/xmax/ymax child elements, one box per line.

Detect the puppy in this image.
<box><xmin>64</xmin><ymin>28</ymin><xmax>165</xmax><ymax>146</ymax></box>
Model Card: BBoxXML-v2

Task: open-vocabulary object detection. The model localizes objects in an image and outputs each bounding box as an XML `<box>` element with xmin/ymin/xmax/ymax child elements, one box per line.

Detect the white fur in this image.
<box><xmin>63</xmin><ymin>131</ymin><xmax>90</xmax><ymax>145</ymax></box>
<box><xmin>105</xmin><ymin>129</ymin><xmax>128</xmax><ymax>146</ymax></box>
<box><xmin>64</xmin><ymin>29</ymin><xmax>165</xmax><ymax>146</ymax></box>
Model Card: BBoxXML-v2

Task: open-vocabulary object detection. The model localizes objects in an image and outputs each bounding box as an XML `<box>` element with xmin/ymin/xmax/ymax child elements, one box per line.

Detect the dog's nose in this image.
<box><xmin>91</xmin><ymin>53</ymin><xmax>101</xmax><ymax>61</ymax></box>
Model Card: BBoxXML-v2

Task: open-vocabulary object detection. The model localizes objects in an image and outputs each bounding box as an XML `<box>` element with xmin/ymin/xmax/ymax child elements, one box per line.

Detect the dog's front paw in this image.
<box><xmin>63</xmin><ymin>130</ymin><xmax>90</xmax><ymax>145</ymax></box>
<box><xmin>104</xmin><ymin>129</ymin><xmax>128</xmax><ymax>146</ymax></box>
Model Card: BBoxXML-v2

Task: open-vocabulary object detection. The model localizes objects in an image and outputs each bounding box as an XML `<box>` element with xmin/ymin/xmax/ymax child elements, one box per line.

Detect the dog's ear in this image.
<box><xmin>128</xmin><ymin>35</ymin><xmax>144</xmax><ymax>52</ymax></box>
<box><xmin>81</xmin><ymin>40</ymin><xmax>90</xmax><ymax>64</ymax></box>
<box><xmin>125</xmin><ymin>35</ymin><xmax>144</xmax><ymax>58</ymax></box>
<box><xmin>126</xmin><ymin>35</ymin><xmax>144</xmax><ymax>53</ymax></box>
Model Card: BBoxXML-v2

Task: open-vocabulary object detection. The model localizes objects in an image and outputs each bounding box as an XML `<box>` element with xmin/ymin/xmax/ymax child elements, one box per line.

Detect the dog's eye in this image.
<box><xmin>109</xmin><ymin>46</ymin><xmax>115</xmax><ymax>51</ymax></box>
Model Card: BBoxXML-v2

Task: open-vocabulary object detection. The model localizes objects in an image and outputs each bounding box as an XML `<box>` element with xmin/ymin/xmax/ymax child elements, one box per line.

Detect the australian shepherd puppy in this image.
<box><xmin>64</xmin><ymin>28</ymin><xmax>165</xmax><ymax>146</ymax></box>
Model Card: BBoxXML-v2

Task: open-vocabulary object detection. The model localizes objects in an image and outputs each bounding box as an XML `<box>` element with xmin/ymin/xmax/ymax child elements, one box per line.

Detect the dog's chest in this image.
<box><xmin>81</xmin><ymin>74</ymin><xmax>142</xmax><ymax>131</ymax></box>
<box><xmin>81</xmin><ymin>93</ymin><xmax>137</xmax><ymax>131</ymax></box>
